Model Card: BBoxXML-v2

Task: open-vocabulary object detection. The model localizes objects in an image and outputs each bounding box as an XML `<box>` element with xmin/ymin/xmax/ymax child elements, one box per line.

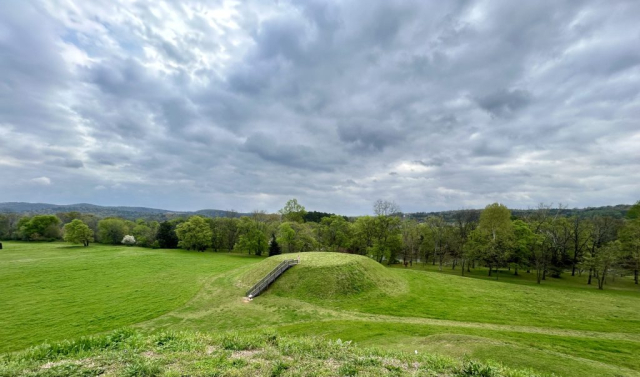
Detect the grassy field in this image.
<box><xmin>0</xmin><ymin>242</ymin><xmax>261</xmax><ymax>353</ymax></box>
<box><xmin>2</xmin><ymin>243</ymin><xmax>640</xmax><ymax>376</ymax></box>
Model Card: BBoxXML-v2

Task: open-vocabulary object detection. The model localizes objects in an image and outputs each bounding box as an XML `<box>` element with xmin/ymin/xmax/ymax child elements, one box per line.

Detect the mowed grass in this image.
<box><xmin>2</xmin><ymin>243</ymin><xmax>640</xmax><ymax>376</ymax></box>
<box><xmin>0</xmin><ymin>241</ymin><xmax>261</xmax><ymax>353</ymax></box>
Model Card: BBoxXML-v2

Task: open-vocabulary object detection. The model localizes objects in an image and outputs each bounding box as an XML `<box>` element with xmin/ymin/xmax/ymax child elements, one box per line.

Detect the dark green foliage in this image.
<box><xmin>97</xmin><ymin>218</ymin><xmax>130</xmax><ymax>244</ymax></box>
<box><xmin>269</xmin><ymin>234</ymin><xmax>281</xmax><ymax>256</ymax></box>
<box><xmin>18</xmin><ymin>215</ymin><xmax>61</xmax><ymax>241</ymax></box>
<box><xmin>304</xmin><ymin>211</ymin><xmax>348</xmax><ymax>223</ymax></box>
<box><xmin>156</xmin><ymin>221</ymin><xmax>178</xmax><ymax>248</ymax></box>
<box><xmin>628</xmin><ymin>201</ymin><xmax>640</xmax><ymax>220</ymax></box>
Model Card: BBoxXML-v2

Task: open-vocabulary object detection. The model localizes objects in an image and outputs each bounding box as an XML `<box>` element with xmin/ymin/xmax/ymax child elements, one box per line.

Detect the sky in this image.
<box><xmin>0</xmin><ymin>0</ymin><xmax>639</xmax><ymax>215</ymax></box>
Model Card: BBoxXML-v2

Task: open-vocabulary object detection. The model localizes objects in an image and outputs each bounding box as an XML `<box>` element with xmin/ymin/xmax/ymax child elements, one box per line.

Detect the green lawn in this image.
<box><xmin>2</xmin><ymin>243</ymin><xmax>640</xmax><ymax>377</ymax></box>
<box><xmin>0</xmin><ymin>241</ymin><xmax>261</xmax><ymax>352</ymax></box>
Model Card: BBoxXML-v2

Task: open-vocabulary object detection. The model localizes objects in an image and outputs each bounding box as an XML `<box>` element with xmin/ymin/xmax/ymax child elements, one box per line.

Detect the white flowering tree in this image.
<box><xmin>122</xmin><ymin>235</ymin><xmax>136</xmax><ymax>245</ymax></box>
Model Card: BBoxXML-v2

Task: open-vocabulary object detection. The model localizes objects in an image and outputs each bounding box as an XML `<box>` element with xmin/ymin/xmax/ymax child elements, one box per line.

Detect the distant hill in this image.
<box><xmin>0</xmin><ymin>202</ymin><xmax>244</xmax><ymax>220</ymax></box>
<box><xmin>407</xmin><ymin>204</ymin><xmax>633</xmax><ymax>222</ymax></box>
<box><xmin>0</xmin><ymin>202</ymin><xmax>634</xmax><ymax>221</ymax></box>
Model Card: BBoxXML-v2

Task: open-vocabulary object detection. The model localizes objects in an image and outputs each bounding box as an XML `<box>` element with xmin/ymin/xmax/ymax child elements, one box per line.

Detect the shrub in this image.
<box><xmin>122</xmin><ymin>235</ymin><xmax>136</xmax><ymax>245</ymax></box>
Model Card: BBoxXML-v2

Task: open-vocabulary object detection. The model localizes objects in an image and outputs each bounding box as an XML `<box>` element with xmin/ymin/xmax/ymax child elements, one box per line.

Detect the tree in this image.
<box><xmin>156</xmin><ymin>221</ymin><xmax>179</xmax><ymax>248</ymax></box>
<box><xmin>98</xmin><ymin>218</ymin><xmax>129</xmax><ymax>244</ymax></box>
<box><xmin>590</xmin><ymin>241</ymin><xmax>621</xmax><ymax>290</ymax></box>
<box><xmin>475</xmin><ymin>203</ymin><xmax>514</xmax><ymax>279</ymax></box>
<box><xmin>122</xmin><ymin>235</ymin><xmax>136</xmax><ymax>245</ymax></box>
<box><xmin>278</xmin><ymin>222</ymin><xmax>297</xmax><ymax>253</ymax></box>
<box><xmin>63</xmin><ymin>219</ymin><xmax>94</xmax><ymax>246</ymax></box>
<box><xmin>279</xmin><ymin>199</ymin><xmax>307</xmax><ymax>223</ymax></box>
<box><xmin>351</xmin><ymin>216</ymin><xmax>377</xmax><ymax>255</ymax></box>
<box><xmin>512</xmin><ymin>220</ymin><xmax>535</xmax><ymax>276</ymax></box>
<box><xmin>132</xmin><ymin>220</ymin><xmax>158</xmax><ymax>247</ymax></box>
<box><xmin>269</xmin><ymin>234</ymin><xmax>281</xmax><ymax>256</ymax></box>
<box><xmin>19</xmin><ymin>215</ymin><xmax>61</xmax><ymax>241</ymax></box>
<box><xmin>424</xmin><ymin>216</ymin><xmax>448</xmax><ymax>269</ymax></box>
<box><xmin>454</xmin><ymin>209</ymin><xmax>479</xmax><ymax>275</ymax></box>
<box><xmin>175</xmin><ymin>216</ymin><xmax>212</xmax><ymax>251</ymax></box>
<box><xmin>619</xmin><ymin>219</ymin><xmax>640</xmax><ymax>284</ymax></box>
<box><xmin>400</xmin><ymin>220</ymin><xmax>420</xmax><ymax>267</ymax></box>
<box><xmin>371</xmin><ymin>200</ymin><xmax>402</xmax><ymax>264</ymax></box>
<box><xmin>318</xmin><ymin>215</ymin><xmax>352</xmax><ymax>252</ymax></box>
<box><xmin>586</xmin><ymin>216</ymin><xmax>621</xmax><ymax>285</ymax></box>
<box><xmin>373</xmin><ymin>199</ymin><xmax>400</xmax><ymax>217</ymax></box>
<box><xmin>569</xmin><ymin>216</ymin><xmax>591</xmax><ymax>276</ymax></box>
<box><xmin>234</xmin><ymin>217</ymin><xmax>268</xmax><ymax>255</ymax></box>
<box><xmin>627</xmin><ymin>200</ymin><xmax>640</xmax><ymax>220</ymax></box>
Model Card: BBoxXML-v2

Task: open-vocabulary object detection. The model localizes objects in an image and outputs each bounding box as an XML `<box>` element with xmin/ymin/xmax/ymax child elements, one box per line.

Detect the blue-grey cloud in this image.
<box><xmin>0</xmin><ymin>0</ymin><xmax>638</xmax><ymax>215</ymax></box>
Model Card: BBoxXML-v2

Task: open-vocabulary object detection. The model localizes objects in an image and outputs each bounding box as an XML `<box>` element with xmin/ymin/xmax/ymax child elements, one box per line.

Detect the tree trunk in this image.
<box><xmin>461</xmin><ymin>260</ymin><xmax>465</xmax><ymax>276</ymax></box>
<box><xmin>635</xmin><ymin>269</ymin><xmax>638</xmax><ymax>284</ymax></box>
<box><xmin>598</xmin><ymin>269</ymin><xmax>606</xmax><ymax>290</ymax></box>
<box><xmin>588</xmin><ymin>268</ymin><xmax>592</xmax><ymax>285</ymax></box>
<box><xmin>514</xmin><ymin>265</ymin><xmax>518</xmax><ymax>276</ymax></box>
<box><xmin>488</xmin><ymin>265</ymin><xmax>492</xmax><ymax>276</ymax></box>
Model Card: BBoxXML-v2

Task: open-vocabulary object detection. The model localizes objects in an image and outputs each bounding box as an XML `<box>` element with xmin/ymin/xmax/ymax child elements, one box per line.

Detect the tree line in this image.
<box><xmin>1</xmin><ymin>199</ymin><xmax>638</xmax><ymax>290</ymax></box>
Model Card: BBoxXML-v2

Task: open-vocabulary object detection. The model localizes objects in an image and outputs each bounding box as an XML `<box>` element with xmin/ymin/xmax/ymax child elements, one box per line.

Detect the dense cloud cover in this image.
<box><xmin>1</xmin><ymin>0</ymin><xmax>638</xmax><ymax>215</ymax></box>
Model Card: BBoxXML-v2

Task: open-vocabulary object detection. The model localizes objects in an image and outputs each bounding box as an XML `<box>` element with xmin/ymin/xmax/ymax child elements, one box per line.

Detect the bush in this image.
<box><xmin>122</xmin><ymin>235</ymin><xmax>136</xmax><ymax>245</ymax></box>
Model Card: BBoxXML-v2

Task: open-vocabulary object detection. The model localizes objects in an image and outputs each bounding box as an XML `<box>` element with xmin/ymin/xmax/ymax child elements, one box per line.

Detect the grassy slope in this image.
<box><xmin>2</xmin><ymin>243</ymin><xmax>640</xmax><ymax>376</ymax></box>
<box><xmin>0</xmin><ymin>242</ymin><xmax>261</xmax><ymax>352</ymax></box>
<box><xmin>0</xmin><ymin>329</ymin><xmax>541</xmax><ymax>377</ymax></box>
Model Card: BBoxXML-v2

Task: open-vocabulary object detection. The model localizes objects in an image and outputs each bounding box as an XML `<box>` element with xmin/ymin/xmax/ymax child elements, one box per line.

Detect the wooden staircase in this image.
<box><xmin>246</xmin><ymin>258</ymin><xmax>299</xmax><ymax>298</ymax></box>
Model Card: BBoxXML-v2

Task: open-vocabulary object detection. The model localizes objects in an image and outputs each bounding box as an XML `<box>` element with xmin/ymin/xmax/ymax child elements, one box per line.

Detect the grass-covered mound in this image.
<box><xmin>0</xmin><ymin>328</ymin><xmax>543</xmax><ymax>377</ymax></box>
<box><xmin>238</xmin><ymin>252</ymin><xmax>406</xmax><ymax>300</ymax></box>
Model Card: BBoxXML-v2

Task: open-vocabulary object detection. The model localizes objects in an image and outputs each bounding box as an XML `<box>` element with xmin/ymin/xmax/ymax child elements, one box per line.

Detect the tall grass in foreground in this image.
<box><xmin>0</xmin><ymin>328</ymin><xmax>545</xmax><ymax>377</ymax></box>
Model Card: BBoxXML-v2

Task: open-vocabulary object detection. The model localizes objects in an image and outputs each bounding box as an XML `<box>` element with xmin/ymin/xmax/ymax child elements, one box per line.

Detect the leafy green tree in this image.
<box><xmin>512</xmin><ymin>220</ymin><xmax>535</xmax><ymax>276</ymax></box>
<box><xmin>474</xmin><ymin>203</ymin><xmax>514</xmax><ymax>278</ymax></box>
<box><xmin>370</xmin><ymin>200</ymin><xmax>402</xmax><ymax>264</ymax></box>
<box><xmin>175</xmin><ymin>216</ymin><xmax>212</xmax><ymax>251</ymax></box>
<box><xmin>278</xmin><ymin>222</ymin><xmax>297</xmax><ymax>253</ymax></box>
<box><xmin>210</xmin><ymin>218</ymin><xmax>226</xmax><ymax>251</ymax></box>
<box><xmin>63</xmin><ymin>219</ymin><xmax>94</xmax><ymax>246</ymax></box>
<box><xmin>156</xmin><ymin>221</ymin><xmax>179</xmax><ymax>248</ymax></box>
<box><xmin>351</xmin><ymin>216</ymin><xmax>377</xmax><ymax>255</ymax></box>
<box><xmin>586</xmin><ymin>241</ymin><xmax>621</xmax><ymax>290</ymax></box>
<box><xmin>627</xmin><ymin>200</ymin><xmax>640</xmax><ymax>220</ymax></box>
<box><xmin>0</xmin><ymin>214</ymin><xmax>22</xmax><ymax>240</ymax></box>
<box><xmin>19</xmin><ymin>215</ymin><xmax>61</xmax><ymax>241</ymax></box>
<box><xmin>279</xmin><ymin>198</ymin><xmax>307</xmax><ymax>223</ymax></box>
<box><xmin>220</xmin><ymin>217</ymin><xmax>240</xmax><ymax>251</ymax></box>
<box><xmin>318</xmin><ymin>215</ymin><xmax>352</xmax><ymax>252</ymax></box>
<box><xmin>586</xmin><ymin>216</ymin><xmax>621</xmax><ymax>285</ymax></box>
<box><xmin>234</xmin><ymin>217</ymin><xmax>268</xmax><ymax>255</ymax></box>
<box><xmin>453</xmin><ymin>209</ymin><xmax>479</xmax><ymax>274</ymax></box>
<box><xmin>132</xmin><ymin>220</ymin><xmax>158</xmax><ymax>247</ymax></box>
<box><xmin>619</xmin><ymin>219</ymin><xmax>640</xmax><ymax>284</ymax></box>
<box><xmin>400</xmin><ymin>220</ymin><xmax>420</xmax><ymax>267</ymax></box>
<box><xmin>424</xmin><ymin>216</ymin><xmax>448</xmax><ymax>269</ymax></box>
<box><xmin>97</xmin><ymin>218</ymin><xmax>129</xmax><ymax>244</ymax></box>
<box><xmin>269</xmin><ymin>234</ymin><xmax>281</xmax><ymax>256</ymax></box>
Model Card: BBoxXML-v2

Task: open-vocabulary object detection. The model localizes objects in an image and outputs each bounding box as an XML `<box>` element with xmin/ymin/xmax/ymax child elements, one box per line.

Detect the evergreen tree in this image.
<box><xmin>269</xmin><ymin>233</ymin><xmax>281</xmax><ymax>256</ymax></box>
<box><xmin>157</xmin><ymin>221</ymin><xmax>179</xmax><ymax>249</ymax></box>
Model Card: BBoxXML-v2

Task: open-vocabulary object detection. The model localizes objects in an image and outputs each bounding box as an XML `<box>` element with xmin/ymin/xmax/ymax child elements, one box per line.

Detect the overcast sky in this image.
<box><xmin>1</xmin><ymin>1</ymin><xmax>639</xmax><ymax>215</ymax></box>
